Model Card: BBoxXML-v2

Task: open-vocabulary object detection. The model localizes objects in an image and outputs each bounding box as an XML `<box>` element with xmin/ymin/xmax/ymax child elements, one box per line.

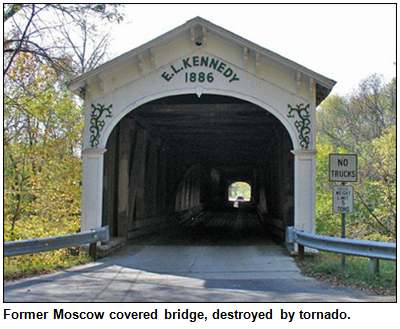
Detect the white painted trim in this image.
<box><xmin>68</xmin><ymin>17</ymin><xmax>336</xmax><ymax>95</ymax></box>
<box><xmin>82</xmin><ymin>148</ymin><xmax>107</xmax><ymax>155</ymax></box>
<box><xmin>291</xmin><ymin>150</ymin><xmax>317</xmax><ymax>156</ymax></box>
<box><xmin>99</xmin><ymin>88</ymin><xmax>300</xmax><ymax>151</ymax></box>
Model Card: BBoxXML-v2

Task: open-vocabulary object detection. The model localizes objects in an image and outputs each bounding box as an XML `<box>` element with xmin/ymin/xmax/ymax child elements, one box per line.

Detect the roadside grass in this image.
<box><xmin>4</xmin><ymin>248</ymin><xmax>91</xmax><ymax>281</ymax></box>
<box><xmin>297</xmin><ymin>251</ymin><xmax>396</xmax><ymax>296</ymax></box>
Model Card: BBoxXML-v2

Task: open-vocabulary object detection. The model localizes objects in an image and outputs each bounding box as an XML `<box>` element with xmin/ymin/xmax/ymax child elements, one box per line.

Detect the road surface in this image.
<box><xmin>4</xmin><ymin>211</ymin><xmax>394</xmax><ymax>302</ymax></box>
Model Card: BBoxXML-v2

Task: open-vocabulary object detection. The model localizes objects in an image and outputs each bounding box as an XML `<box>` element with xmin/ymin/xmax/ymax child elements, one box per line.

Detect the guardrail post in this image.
<box><xmin>285</xmin><ymin>226</ymin><xmax>295</xmax><ymax>253</ymax></box>
<box><xmin>89</xmin><ymin>242</ymin><xmax>97</xmax><ymax>261</ymax></box>
<box><xmin>298</xmin><ymin>244</ymin><xmax>304</xmax><ymax>260</ymax></box>
<box><xmin>369</xmin><ymin>258</ymin><xmax>379</xmax><ymax>275</ymax></box>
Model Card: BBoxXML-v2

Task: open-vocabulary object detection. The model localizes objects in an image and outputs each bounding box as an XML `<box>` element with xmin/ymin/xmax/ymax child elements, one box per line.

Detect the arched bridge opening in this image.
<box><xmin>102</xmin><ymin>94</ymin><xmax>294</xmax><ymax>244</ymax></box>
<box><xmin>228</xmin><ymin>181</ymin><xmax>251</xmax><ymax>202</ymax></box>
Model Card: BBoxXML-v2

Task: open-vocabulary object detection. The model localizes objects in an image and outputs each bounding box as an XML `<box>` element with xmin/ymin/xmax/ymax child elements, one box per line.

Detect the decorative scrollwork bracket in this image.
<box><xmin>287</xmin><ymin>103</ymin><xmax>311</xmax><ymax>149</ymax></box>
<box><xmin>89</xmin><ymin>103</ymin><xmax>113</xmax><ymax>148</ymax></box>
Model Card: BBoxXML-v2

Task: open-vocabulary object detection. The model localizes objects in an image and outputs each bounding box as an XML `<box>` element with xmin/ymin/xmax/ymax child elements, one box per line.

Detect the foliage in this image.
<box><xmin>3</xmin><ymin>3</ymin><xmax>124</xmax><ymax>279</ymax></box>
<box><xmin>298</xmin><ymin>252</ymin><xmax>396</xmax><ymax>296</ymax></box>
<box><xmin>3</xmin><ymin>55</ymin><xmax>86</xmax><ymax>279</ymax></box>
<box><xmin>4</xmin><ymin>53</ymin><xmax>83</xmax><ymax>243</ymax></box>
<box><xmin>229</xmin><ymin>182</ymin><xmax>251</xmax><ymax>197</ymax></box>
<box><xmin>315</xmin><ymin>138</ymin><xmax>338</xmax><ymax>235</ymax></box>
<box><xmin>4</xmin><ymin>4</ymin><xmax>124</xmax><ymax>279</ymax></box>
<box><xmin>316</xmin><ymin>75</ymin><xmax>396</xmax><ymax>242</ymax></box>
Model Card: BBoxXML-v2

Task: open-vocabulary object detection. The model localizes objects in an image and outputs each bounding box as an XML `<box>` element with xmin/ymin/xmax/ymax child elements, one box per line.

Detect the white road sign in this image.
<box><xmin>329</xmin><ymin>154</ymin><xmax>358</xmax><ymax>182</ymax></box>
<box><xmin>332</xmin><ymin>185</ymin><xmax>354</xmax><ymax>214</ymax></box>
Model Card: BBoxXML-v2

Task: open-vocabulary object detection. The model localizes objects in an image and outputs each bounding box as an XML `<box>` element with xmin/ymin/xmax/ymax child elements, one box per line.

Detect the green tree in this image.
<box><xmin>4</xmin><ymin>53</ymin><xmax>83</xmax><ymax>241</ymax></box>
<box><xmin>3</xmin><ymin>53</ymin><xmax>87</xmax><ymax>278</ymax></box>
<box><xmin>315</xmin><ymin>137</ymin><xmax>337</xmax><ymax>235</ymax></box>
<box><xmin>4</xmin><ymin>5</ymin><xmax>123</xmax><ymax>278</ymax></box>
<box><xmin>317</xmin><ymin>75</ymin><xmax>396</xmax><ymax>241</ymax></box>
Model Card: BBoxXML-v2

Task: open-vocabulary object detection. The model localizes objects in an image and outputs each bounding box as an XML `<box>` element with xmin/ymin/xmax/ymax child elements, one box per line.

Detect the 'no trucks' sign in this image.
<box><xmin>329</xmin><ymin>154</ymin><xmax>358</xmax><ymax>182</ymax></box>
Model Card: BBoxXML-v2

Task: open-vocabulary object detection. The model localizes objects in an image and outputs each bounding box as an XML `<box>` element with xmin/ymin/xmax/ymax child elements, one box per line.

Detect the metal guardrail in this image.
<box><xmin>286</xmin><ymin>226</ymin><xmax>396</xmax><ymax>274</ymax></box>
<box><xmin>4</xmin><ymin>226</ymin><xmax>109</xmax><ymax>259</ymax></box>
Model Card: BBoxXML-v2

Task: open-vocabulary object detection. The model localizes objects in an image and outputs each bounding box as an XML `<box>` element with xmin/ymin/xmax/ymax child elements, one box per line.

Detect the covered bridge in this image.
<box><xmin>67</xmin><ymin>17</ymin><xmax>335</xmax><ymax>244</ymax></box>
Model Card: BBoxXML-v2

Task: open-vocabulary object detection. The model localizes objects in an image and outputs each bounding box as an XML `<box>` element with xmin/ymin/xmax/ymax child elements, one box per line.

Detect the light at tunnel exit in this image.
<box><xmin>229</xmin><ymin>182</ymin><xmax>251</xmax><ymax>202</ymax></box>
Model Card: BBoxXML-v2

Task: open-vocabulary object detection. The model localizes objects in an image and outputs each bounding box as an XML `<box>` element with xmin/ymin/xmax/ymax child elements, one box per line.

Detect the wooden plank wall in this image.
<box><xmin>103</xmin><ymin>118</ymin><xmax>207</xmax><ymax>239</ymax></box>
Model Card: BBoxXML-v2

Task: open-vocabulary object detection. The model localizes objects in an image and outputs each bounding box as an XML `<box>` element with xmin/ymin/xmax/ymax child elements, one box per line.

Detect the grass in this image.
<box><xmin>297</xmin><ymin>251</ymin><xmax>396</xmax><ymax>296</ymax></box>
<box><xmin>4</xmin><ymin>248</ymin><xmax>91</xmax><ymax>281</ymax></box>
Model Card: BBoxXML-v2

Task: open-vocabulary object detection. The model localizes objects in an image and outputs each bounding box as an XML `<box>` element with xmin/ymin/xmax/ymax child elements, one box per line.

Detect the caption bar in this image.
<box><xmin>4</xmin><ymin>308</ymin><xmax>350</xmax><ymax>322</ymax></box>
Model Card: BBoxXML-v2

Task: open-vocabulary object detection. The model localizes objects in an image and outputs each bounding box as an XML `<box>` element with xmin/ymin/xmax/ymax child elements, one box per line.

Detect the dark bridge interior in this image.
<box><xmin>102</xmin><ymin>95</ymin><xmax>294</xmax><ymax>242</ymax></box>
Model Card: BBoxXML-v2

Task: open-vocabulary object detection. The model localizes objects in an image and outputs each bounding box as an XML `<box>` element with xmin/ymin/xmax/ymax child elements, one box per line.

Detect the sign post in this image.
<box><xmin>329</xmin><ymin>154</ymin><xmax>357</xmax><ymax>267</ymax></box>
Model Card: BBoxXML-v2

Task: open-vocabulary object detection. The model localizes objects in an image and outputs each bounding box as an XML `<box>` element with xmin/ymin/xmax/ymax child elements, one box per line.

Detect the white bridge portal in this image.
<box><xmin>68</xmin><ymin>17</ymin><xmax>335</xmax><ymax>242</ymax></box>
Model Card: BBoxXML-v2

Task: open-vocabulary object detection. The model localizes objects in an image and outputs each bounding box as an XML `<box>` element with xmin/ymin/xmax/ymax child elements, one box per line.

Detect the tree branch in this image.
<box><xmin>355</xmin><ymin>191</ymin><xmax>395</xmax><ymax>237</ymax></box>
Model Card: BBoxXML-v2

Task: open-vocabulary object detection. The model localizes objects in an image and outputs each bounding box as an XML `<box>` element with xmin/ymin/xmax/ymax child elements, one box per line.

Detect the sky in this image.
<box><xmin>107</xmin><ymin>4</ymin><xmax>396</xmax><ymax>96</ymax></box>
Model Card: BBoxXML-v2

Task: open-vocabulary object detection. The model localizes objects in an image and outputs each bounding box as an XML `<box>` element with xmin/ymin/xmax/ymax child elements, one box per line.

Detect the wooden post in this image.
<box><xmin>370</xmin><ymin>258</ymin><xmax>380</xmax><ymax>275</ymax></box>
<box><xmin>175</xmin><ymin>182</ymin><xmax>182</xmax><ymax>212</ymax></box>
<box><xmin>145</xmin><ymin>140</ymin><xmax>159</xmax><ymax>219</ymax></box>
<box><xmin>181</xmin><ymin>180</ymin><xmax>187</xmax><ymax>210</ymax></box>
<box><xmin>194</xmin><ymin>176</ymin><xmax>200</xmax><ymax>206</ymax></box>
<box><xmin>185</xmin><ymin>175</ymin><xmax>191</xmax><ymax>209</ymax></box>
<box><xmin>283</xmin><ymin>134</ymin><xmax>294</xmax><ymax>229</ymax></box>
<box><xmin>189</xmin><ymin>174</ymin><xmax>195</xmax><ymax>208</ymax></box>
<box><xmin>298</xmin><ymin>244</ymin><xmax>304</xmax><ymax>260</ymax></box>
<box><xmin>128</xmin><ymin>128</ymin><xmax>148</xmax><ymax>224</ymax></box>
<box><xmin>117</xmin><ymin>120</ymin><xmax>134</xmax><ymax>237</ymax></box>
<box><xmin>89</xmin><ymin>242</ymin><xmax>97</xmax><ymax>261</ymax></box>
<box><xmin>103</xmin><ymin>127</ymin><xmax>117</xmax><ymax>236</ymax></box>
<box><xmin>278</xmin><ymin>136</ymin><xmax>285</xmax><ymax>220</ymax></box>
<box><xmin>157</xmin><ymin>147</ymin><xmax>167</xmax><ymax>214</ymax></box>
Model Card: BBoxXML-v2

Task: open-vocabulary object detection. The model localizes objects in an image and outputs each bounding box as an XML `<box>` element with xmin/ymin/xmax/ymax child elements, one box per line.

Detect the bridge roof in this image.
<box><xmin>68</xmin><ymin>16</ymin><xmax>336</xmax><ymax>105</ymax></box>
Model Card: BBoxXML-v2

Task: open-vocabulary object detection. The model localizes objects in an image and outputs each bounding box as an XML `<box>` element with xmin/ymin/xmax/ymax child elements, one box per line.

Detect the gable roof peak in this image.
<box><xmin>68</xmin><ymin>16</ymin><xmax>336</xmax><ymax>104</ymax></box>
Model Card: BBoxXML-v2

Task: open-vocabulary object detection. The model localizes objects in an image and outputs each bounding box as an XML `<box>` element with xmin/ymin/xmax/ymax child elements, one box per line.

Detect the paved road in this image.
<box><xmin>4</xmin><ymin>211</ymin><xmax>394</xmax><ymax>302</ymax></box>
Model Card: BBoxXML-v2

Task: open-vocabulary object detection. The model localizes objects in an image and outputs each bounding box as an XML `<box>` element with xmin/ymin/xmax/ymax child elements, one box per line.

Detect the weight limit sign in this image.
<box><xmin>332</xmin><ymin>185</ymin><xmax>354</xmax><ymax>214</ymax></box>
